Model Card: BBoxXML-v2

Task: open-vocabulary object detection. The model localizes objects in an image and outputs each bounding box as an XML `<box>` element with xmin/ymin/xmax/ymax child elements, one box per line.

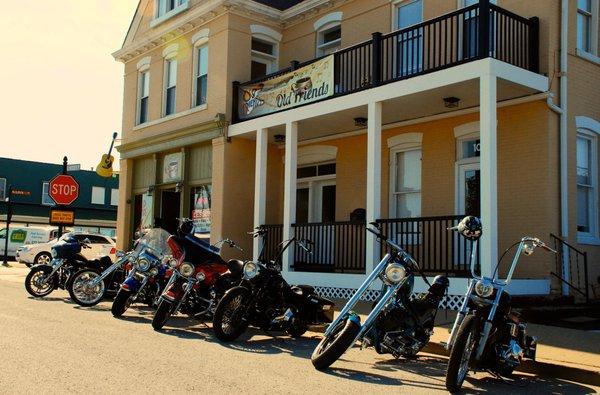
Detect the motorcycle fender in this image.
<box><xmin>162</xmin><ymin>281</ymin><xmax>183</xmax><ymax>302</ymax></box>
<box><xmin>121</xmin><ymin>276</ymin><xmax>140</xmax><ymax>293</ymax></box>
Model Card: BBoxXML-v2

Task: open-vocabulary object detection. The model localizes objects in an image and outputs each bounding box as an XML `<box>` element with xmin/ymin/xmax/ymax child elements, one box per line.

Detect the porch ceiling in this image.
<box><xmin>241</xmin><ymin>77</ymin><xmax>542</xmax><ymax>144</ymax></box>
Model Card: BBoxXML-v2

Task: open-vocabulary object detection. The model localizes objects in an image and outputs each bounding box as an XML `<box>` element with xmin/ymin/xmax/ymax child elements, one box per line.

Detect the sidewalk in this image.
<box><xmin>313</xmin><ymin>299</ymin><xmax>600</xmax><ymax>386</ymax></box>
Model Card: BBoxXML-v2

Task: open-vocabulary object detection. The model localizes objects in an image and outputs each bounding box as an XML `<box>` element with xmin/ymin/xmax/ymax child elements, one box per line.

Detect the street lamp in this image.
<box><xmin>2</xmin><ymin>185</ymin><xmax>13</xmax><ymax>267</ymax></box>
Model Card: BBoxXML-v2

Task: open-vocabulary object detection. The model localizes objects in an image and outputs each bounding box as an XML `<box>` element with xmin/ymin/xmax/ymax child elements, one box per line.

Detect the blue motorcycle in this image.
<box><xmin>111</xmin><ymin>228</ymin><xmax>172</xmax><ymax>317</ymax></box>
<box><xmin>311</xmin><ymin>222</ymin><xmax>449</xmax><ymax>370</ymax></box>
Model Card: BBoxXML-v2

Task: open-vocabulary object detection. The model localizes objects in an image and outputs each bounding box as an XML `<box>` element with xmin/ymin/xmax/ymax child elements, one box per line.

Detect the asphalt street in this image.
<box><xmin>0</xmin><ymin>267</ymin><xmax>597</xmax><ymax>394</ymax></box>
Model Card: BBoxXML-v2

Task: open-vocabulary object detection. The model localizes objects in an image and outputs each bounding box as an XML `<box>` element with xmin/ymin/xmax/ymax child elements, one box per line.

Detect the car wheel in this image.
<box><xmin>35</xmin><ymin>252</ymin><xmax>52</xmax><ymax>266</ymax></box>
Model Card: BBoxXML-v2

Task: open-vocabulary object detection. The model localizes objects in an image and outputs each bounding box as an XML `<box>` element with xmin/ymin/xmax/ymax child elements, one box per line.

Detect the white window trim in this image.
<box><xmin>391</xmin><ymin>0</ymin><xmax>424</xmax><ymax>31</ymax></box>
<box><xmin>162</xmin><ymin>56</ymin><xmax>178</xmax><ymax>117</ymax></box>
<box><xmin>576</xmin><ymin>0</ymin><xmax>599</xmax><ymax>55</ymax></box>
<box><xmin>110</xmin><ymin>189</ymin><xmax>119</xmax><ymax>206</ymax></box>
<box><xmin>136</xmin><ymin>70</ymin><xmax>150</xmax><ymax>125</ymax></box>
<box><xmin>91</xmin><ymin>186</ymin><xmax>106</xmax><ymax>205</ymax></box>
<box><xmin>250</xmin><ymin>25</ymin><xmax>281</xmax><ymax>76</ymax></box>
<box><xmin>41</xmin><ymin>182</ymin><xmax>54</xmax><ymax>206</ymax></box>
<box><xmin>576</xmin><ymin>116</ymin><xmax>600</xmax><ymax>245</ymax></box>
<box><xmin>298</xmin><ymin>145</ymin><xmax>337</xmax><ymax>166</ymax></box>
<box><xmin>314</xmin><ymin>12</ymin><xmax>343</xmax><ymax>56</ymax></box>
<box><xmin>191</xmin><ymin>31</ymin><xmax>209</xmax><ymax>108</ymax></box>
<box><xmin>388</xmin><ymin>133</ymin><xmax>422</xmax><ymax>218</ymax></box>
<box><xmin>151</xmin><ymin>0</ymin><xmax>189</xmax><ymax>28</ymax></box>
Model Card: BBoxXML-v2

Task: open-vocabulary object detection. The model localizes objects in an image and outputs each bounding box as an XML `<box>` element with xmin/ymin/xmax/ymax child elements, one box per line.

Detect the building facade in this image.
<box><xmin>0</xmin><ymin>158</ymin><xmax>119</xmax><ymax>237</ymax></box>
<box><xmin>114</xmin><ymin>0</ymin><xmax>600</xmax><ymax>303</ymax></box>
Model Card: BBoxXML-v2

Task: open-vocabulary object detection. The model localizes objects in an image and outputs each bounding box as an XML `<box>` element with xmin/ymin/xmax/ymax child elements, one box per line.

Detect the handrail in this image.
<box><xmin>550</xmin><ymin>233</ymin><xmax>586</xmax><ymax>255</ymax></box>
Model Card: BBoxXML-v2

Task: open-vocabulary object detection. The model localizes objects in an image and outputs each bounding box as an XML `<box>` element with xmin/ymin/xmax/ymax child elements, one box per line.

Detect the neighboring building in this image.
<box><xmin>0</xmin><ymin>158</ymin><xmax>119</xmax><ymax>238</ymax></box>
<box><xmin>113</xmin><ymin>0</ymin><xmax>600</xmax><ymax>304</ymax></box>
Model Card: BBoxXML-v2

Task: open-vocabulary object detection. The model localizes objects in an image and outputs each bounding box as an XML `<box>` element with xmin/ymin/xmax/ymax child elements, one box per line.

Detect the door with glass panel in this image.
<box><xmin>395</xmin><ymin>0</ymin><xmax>423</xmax><ymax>77</ymax></box>
<box><xmin>390</xmin><ymin>148</ymin><xmax>422</xmax><ymax>246</ymax></box>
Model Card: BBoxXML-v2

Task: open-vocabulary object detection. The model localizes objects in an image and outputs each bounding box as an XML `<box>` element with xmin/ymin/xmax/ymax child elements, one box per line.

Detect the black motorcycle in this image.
<box><xmin>444</xmin><ymin>216</ymin><xmax>554</xmax><ymax>392</ymax></box>
<box><xmin>24</xmin><ymin>235</ymin><xmax>112</xmax><ymax>298</ymax></box>
<box><xmin>111</xmin><ymin>228</ymin><xmax>172</xmax><ymax>317</ymax></box>
<box><xmin>212</xmin><ymin>227</ymin><xmax>335</xmax><ymax>342</ymax></box>
<box><xmin>151</xmin><ymin>219</ymin><xmax>245</xmax><ymax>330</ymax></box>
<box><xmin>310</xmin><ymin>223</ymin><xmax>449</xmax><ymax>370</ymax></box>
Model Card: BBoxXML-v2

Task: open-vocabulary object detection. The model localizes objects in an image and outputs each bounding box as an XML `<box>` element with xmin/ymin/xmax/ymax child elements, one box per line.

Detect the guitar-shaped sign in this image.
<box><xmin>96</xmin><ymin>132</ymin><xmax>118</xmax><ymax>178</ymax></box>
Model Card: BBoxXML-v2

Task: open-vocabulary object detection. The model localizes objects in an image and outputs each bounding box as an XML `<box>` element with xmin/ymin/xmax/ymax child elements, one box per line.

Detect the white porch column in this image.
<box><xmin>479</xmin><ymin>73</ymin><xmax>498</xmax><ymax>278</ymax></box>
<box><xmin>366</xmin><ymin>102</ymin><xmax>382</xmax><ymax>274</ymax></box>
<box><xmin>282</xmin><ymin>121</ymin><xmax>298</xmax><ymax>272</ymax></box>
<box><xmin>253</xmin><ymin>128</ymin><xmax>268</xmax><ymax>261</ymax></box>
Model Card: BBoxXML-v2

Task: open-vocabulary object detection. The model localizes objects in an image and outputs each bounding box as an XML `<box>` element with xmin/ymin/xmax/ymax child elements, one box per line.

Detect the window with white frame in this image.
<box><xmin>110</xmin><ymin>189</ymin><xmax>119</xmax><ymax>206</ymax></box>
<box><xmin>577</xmin><ymin>0</ymin><xmax>597</xmax><ymax>54</ymax></box>
<box><xmin>155</xmin><ymin>0</ymin><xmax>187</xmax><ymax>19</ymax></box>
<box><xmin>164</xmin><ymin>58</ymin><xmax>177</xmax><ymax>116</ymax></box>
<box><xmin>0</xmin><ymin>178</ymin><xmax>6</xmax><ymax>200</ymax></box>
<box><xmin>138</xmin><ymin>71</ymin><xmax>150</xmax><ymax>124</ymax></box>
<box><xmin>577</xmin><ymin>130</ymin><xmax>598</xmax><ymax>242</ymax></box>
<box><xmin>390</xmin><ymin>147</ymin><xmax>422</xmax><ymax>218</ymax></box>
<box><xmin>194</xmin><ymin>45</ymin><xmax>208</xmax><ymax>106</ymax></box>
<box><xmin>314</xmin><ymin>12</ymin><xmax>342</xmax><ymax>57</ymax></box>
<box><xmin>394</xmin><ymin>0</ymin><xmax>423</xmax><ymax>75</ymax></box>
<box><xmin>41</xmin><ymin>182</ymin><xmax>54</xmax><ymax>206</ymax></box>
<box><xmin>251</xmin><ymin>37</ymin><xmax>278</xmax><ymax>80</ymax></box>
<box><xmin>91</xmin><ymin>186</ymin><xmax>106</xmax><ymax>205</ymax></box>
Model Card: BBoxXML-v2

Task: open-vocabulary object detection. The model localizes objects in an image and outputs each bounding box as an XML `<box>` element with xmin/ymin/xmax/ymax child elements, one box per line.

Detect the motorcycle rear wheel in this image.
<box><xmin>152</xmin><ymin>299</ymin><xmax>173</xmax><ymax>330</ymax></box>
<box><xmin>445</xmin><ymin>314</ymin><xmax>478</xmax><ymax>393</ymax></box>
<box><xmin>24</xmin><ymin>265</ymin><xmax>55</xmax><ymax>297</ymax></box>
<box><xmin>111</xmin><ymin>289</ymin><xmax>133</xmax><ymax>317</ymax></box>
<box><xmin>311</xmin><ymin>318</ymin><xmax>360</xmax><ymax>371</ymax></box>
<box><xmin>212</xmin><ymin>287</ymin><xmax>251</xmax><ymax>342</ymax></box>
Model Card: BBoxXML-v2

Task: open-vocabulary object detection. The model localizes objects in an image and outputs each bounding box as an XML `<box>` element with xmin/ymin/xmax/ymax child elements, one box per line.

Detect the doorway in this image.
<box><xmin>457</xmin><ymin>162</ymin><xmax>481</xmax><ymax>217</ymax></box>
<box><xmin>296</xmin><ymin>180</ymin><xmax>336</xmax><ymax>223</ymax></box>
<box><xmin>160</xmin><ymin>189</ymin><xmax>181</xmax><ymax>235</ymax></box>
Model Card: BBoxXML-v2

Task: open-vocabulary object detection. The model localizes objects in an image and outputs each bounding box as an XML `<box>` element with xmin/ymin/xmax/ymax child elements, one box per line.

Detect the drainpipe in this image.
<box><xmin>546</xmin><ymin>0</ymin><xmax>569</xmax><ymax>295</ymax></box>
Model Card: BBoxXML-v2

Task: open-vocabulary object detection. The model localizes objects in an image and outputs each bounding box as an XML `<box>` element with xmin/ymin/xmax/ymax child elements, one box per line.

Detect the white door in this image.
<box><xmin>457</xmin><ymin>162</ymin><xmax>481</xmax><ymax>217</ymax></box>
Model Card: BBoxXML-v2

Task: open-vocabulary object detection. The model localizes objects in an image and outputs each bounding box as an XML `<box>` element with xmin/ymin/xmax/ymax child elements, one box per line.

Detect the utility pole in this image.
<box><xmin>3</xmin><ymin>185</ymin><xmax>13</xmax><ymax>267</ymax></box>
<box><xmin>57</xmin><ymin>156</ymin><xmax>68</xmax><ymax>238</ymax></box>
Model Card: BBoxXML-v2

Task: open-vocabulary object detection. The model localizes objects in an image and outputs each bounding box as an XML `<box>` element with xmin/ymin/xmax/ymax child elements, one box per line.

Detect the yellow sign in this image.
<box><xmin>238</xmin><ymin>55</ymin><xmax>334</xmax><ymax>120</ymax></box>
<box><xmin>50</xmin><ymin>209</ymin><xmax>75</xmax><ymax>226</ymax></box>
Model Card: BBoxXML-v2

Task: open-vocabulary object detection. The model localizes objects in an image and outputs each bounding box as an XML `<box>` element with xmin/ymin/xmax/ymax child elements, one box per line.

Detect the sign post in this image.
<box><xmin>49</xmin><ymin>157</ymin><xmax>79</xmax><ymax>237</ymax></box>
<box><xmin>2</xmin><ymin>185</ymin><xmax>13</xmax><ymax>267</ymax></box>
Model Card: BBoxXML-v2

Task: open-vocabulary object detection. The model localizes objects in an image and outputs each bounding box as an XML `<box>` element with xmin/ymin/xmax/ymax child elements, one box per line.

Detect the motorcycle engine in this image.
<box><xmin>495</xmin><ymin>340</ymin><xmax>523</xmax><ymax>371</ymax></box>
<box><xmin>374</xmin><ymin>305</ymin><xmax>430</xmax><ymax>358</ymax></box>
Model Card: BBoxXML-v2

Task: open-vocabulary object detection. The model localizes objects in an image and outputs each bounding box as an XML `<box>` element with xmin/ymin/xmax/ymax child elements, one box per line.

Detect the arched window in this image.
<box><xmin>314</xmin><ymin>12</ymin><xmax>342</xmax><ymax>56</ymax></box>
<box><xmin>136</xmin><ymin>57</ymin><xmax>151</xmax><ymax>125</ymax></box>
<box><xmin>191</xmin><ymin>29</ymin><xmax>209</xmax><ymax>107</ymax></box>
<box><xmin>250</xmin><ymin>25</ymin><xmax>281</xmax><ymax>79</ymax></box>
<box><xmin>576</xmin><ymin>116</ymin><xmax>600</xmax><ymax>244</ymax></box>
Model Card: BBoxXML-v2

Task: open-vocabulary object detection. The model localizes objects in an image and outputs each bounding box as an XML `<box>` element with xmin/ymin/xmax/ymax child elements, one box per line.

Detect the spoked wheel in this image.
<box><xmin>152</xmin><ymin>299</ymin><xmax>174</xmax><ymax>330</ymax></box>
<box><xmin>111</xmin><ymin>289</ymin><xmax>134</xmax><ymax>317</ymax></box>
<box><xmin>34</xmin><ymin>252</ymin><xmax>52</xmax><ymax>266</ymax></box>
<box><xmin>212</xmin><ymin>287</ymin><xmax>251</xmax><ymax>342</ymax></box>
<box><xmin>68</xmin><ymin>270</ymin><xmax>106</xmax><ymax>307</ymax></box>
<box><xmin>311</xmin><ymin>318</ymin><xmax>360</xmax><ymax>371</ymax></box>
<box><xmin>445</xmin><ymin>315</ymin><xmax>478</xmax><ymax>393</ymax></box>
<box><xmin>24</xmin><ymin>265</ymin><xmax>55</xmax><ymax>297</ymax></box>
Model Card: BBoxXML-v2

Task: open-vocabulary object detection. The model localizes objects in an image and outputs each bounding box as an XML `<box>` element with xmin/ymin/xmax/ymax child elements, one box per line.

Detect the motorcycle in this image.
<box><xmin>212</xmin><ymin>227</ymin><xmax>335</xmax><ymax>342</ymax></box>
<box><xmin>151</xmin><ymin>219</ymin><xmax>245</xmax><ymax>330</ymax></box>
<box><xmin>24</xmin><ymin>235</ymin><xmax>112</xmax><ymax>298</ymax></box>
<box><xmin>310</xmin><ymin>222</ymin><xmax>449</xmax><ymax>370</ymax></box>
<box><xmin>111</xmin><ymin>228</ymin><xmax>172</xmax><ymax>317</ymax></box>
<box><xmin>444</xmin><ymin>216</ymin><xmax>555</xmax><ymax>392</ymax></box>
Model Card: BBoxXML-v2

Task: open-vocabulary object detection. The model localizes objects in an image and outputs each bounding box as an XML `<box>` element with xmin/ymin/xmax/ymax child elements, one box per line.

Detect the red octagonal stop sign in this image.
<box><xmin>49</xmin><ymin>174</ymin><xmax>79</xmax><ymax>206</ymax></box>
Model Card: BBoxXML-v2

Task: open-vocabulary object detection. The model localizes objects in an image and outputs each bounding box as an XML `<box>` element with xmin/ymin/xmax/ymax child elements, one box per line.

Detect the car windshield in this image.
<box><xmin>134</xmin><ymin>228</ymin><xmax>171</xmax><ymax>258</ymax></box>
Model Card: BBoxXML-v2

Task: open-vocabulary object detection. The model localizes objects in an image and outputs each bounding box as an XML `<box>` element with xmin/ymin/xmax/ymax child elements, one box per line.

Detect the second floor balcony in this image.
<box><xmin>233</xmin><ymin>1</ymin><xmax>539</xmax><ymax>123</ymax></box>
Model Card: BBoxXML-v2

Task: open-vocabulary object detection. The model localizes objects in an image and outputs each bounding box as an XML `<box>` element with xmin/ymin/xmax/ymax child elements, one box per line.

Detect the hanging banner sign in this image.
<box><xmin>238</xmin><ymin>55</ymin><xmax>334</xmax><ymax>120</ymax></box>
<box><xmin>140</xmin><ymin>192</ymin><xmax>154</xmax><ymax>230</ymax></box>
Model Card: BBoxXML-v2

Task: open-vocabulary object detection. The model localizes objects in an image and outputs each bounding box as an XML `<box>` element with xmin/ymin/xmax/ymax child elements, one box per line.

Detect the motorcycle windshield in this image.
<box><xmin>134</xmin><ymin>228</ymin><xmax>171</xmax><ymax>258</ymax></box>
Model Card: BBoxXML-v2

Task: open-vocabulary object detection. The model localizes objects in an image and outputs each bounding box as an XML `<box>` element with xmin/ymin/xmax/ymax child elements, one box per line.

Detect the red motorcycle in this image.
<box><xmin>152</xmin><ymin>219</ymin><xmax>244</xmax><ymax>330</ymax></box>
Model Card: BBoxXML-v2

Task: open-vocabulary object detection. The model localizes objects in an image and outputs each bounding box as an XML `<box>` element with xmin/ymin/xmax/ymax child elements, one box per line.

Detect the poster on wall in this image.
<box><xmin>141</xmin><ymin>192</ymin><xmax>154</xmax><ymax>230</ymax></box>
<box><xmin>191</xmin><ymin>185</ymin><xmax>211</xmax><ymax>236</ymax></box>
<box><xmin>163</xmin><ymin>153</ymin><xmax>182</xmax><ymax>183</ymax></box>
<box><xmin>238</xmin><ymin>55</ymin><xmax>334</xmax><ymax>120</ymax></box>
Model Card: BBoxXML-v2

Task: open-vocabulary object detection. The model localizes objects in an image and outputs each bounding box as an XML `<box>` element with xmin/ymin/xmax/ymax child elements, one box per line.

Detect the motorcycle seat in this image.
<box><xmin>291</xmin><ymin>284</ymin><xmax>315</xmax><ymax>296</ymax></box>
<box><xmin>227</xmin><ymin>259</ymin><xmax>244</xmax><ymax>277</ymax></box>
<box><xmin>97</xmin><ymin>255</ymin><xmax>112</xmax><ymax>267</ymax></box>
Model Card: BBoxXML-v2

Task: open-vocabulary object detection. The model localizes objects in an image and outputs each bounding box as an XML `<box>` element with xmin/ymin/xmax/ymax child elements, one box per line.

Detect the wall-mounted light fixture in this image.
<box><xmin>443</xmin><ymin>96</ymin><xmax>460</xmax><ymax>108</ymax></box>
<box><xmin>147</xmin><ymin>186</ymin><xmax>155</xmax><ymax>196</ymax></box>
<box><xmin>274</xmin><ymin>134</ymin><xmax>285</xmax><ymax>143</ymax></box>
<box><xmin>354</xmin><ymin>117</ymin><xmax>368</xmax><ymax>127</ymax></box>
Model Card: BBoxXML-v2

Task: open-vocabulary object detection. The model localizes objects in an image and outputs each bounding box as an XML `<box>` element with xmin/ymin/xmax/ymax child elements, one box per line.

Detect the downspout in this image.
<box><xmin>546</xmin><ymin>0</ymin><xmax>569</xmax><ymax>295</ymax></box>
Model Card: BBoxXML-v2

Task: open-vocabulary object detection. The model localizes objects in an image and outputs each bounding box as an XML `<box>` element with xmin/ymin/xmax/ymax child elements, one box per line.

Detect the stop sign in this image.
<box><xmin>49</xmin><ymin>174</ymin><xmax>79</xmax><ymax>205</ymax></box>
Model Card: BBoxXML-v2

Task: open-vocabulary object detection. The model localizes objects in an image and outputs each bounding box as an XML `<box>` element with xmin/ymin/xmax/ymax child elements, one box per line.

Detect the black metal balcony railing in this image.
<box><xmin>233</xmin><ymin>1</ymin><xmax>539</xmax><ymax>123</ymax></box>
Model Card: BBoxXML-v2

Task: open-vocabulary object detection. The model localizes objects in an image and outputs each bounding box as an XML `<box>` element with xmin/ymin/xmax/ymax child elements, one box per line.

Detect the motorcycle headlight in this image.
<box><xmin>179</xmin><ymin>262</ymin><xmax>194</xmax><ymax>277</ymax></box>
<box><xmin>384</xmin><ymin>262</ymin><xmax>406</xmax><ymax>283</ymax></box>
<box><xmin>169</xmin><ymin>258</ymin><xmax>178</xmax><ymax>268</ymax></box>
<box><xmin>243</xmin><ymin>261</ymin><xmax>259</xmax><ymax>279</ymax></box>
<box><xmin>51</xmin><ymin>249</ymin><xmax>57</xmax><ymax>258</ymax></box>
<box><xmin>475</xmin><ymin>279</ymin><xmax>494</xmax><ymax>298</ymax></box>
<box><xmin>136</xmin><ymin>258</ymin><xmax>151</xmax><ymax>272</ymax></box>
<box><xmin>149</xmin><ymin>267</ymin><xmax>159</xmax><ymax>276</ymax></box>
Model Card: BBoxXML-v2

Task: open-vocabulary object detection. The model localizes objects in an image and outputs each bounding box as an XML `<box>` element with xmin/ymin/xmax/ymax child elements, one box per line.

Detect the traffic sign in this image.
<box><xmin>49</xmin><ymin>174</ymin><xmax>79</xmax><ymax>205</ymax></box>
<box><xmin>49</xmin><ymin>209</ymin><xmax>75</xmax><ymax>226</ymax></box>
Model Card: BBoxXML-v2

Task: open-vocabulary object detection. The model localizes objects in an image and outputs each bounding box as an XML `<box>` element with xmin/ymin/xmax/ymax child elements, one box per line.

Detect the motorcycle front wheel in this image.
<box><xmin>311</xmin><ymin>318</ymin><xmax>360</xmax><ymax>371</ymax></box>
<box><xmin>152</xmin><ymin>299</ymin><xmax>174</xmax><ymax>330</ymax></box>
<box><xmin>445</xmin><ymin>314</ymin><xmax>478</xmax><ymax>393</ymax></box>
<box><xmin>111</xmin><ymin>289</ymin><xmax>133</xmax><ymax>317</ymax></box>
<box><xmin>68</xmin><ymin>269</ymin><xmax>106</xmax><ymax>307</ymax></box>
<box><xmin>212</xmin><ymin>287</ymin><xmax>251</xmax><ymax>342</ymax></box>
<box><xmin>24</xmin><ymin>265</ymin><xmax>55</xmax><ymax>297</ymax></box>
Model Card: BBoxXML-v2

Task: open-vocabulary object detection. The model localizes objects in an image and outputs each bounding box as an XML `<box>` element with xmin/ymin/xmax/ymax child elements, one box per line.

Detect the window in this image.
<box><xmin>0</xmin><ymin>178</ymin><xmax>6</xmax><ymax>200</ymax></box>
<box><xmin>395</xmin><ymin>0</ymin><xmax>423</xmax><ymax>76</ymax></box>
<box><xmin>577</xmin><ymin>132</ymin><xmax>598</xmax><ymax>240</ymax></box>
<box><xmin>391</xmin><ymin>149</ymin><xmax>422</xmax><ymax>218</ymax></box>
<box><xmin>138</xmin><ymin>71</ymin><xmax>149</xmax><ymax>124</ymax></box>
<box><xmin>251</xmin><ymin>38</ymin><xmax>277</xmax><ymax>79</ymax></box>
<box><xmin>110</xmin><ymin>189</ymin><xmax>119</xmax><ymax>206</ymax></box>
<box><xmin>189</xmin><ymin>185</ymin><xmax>211</xmax><ymax>235</ymax></box>
<box><xmin>577</xmin><ymin>0</ymin><xmax>594</xmax><ymax>53</ymax></box>
<box><xmin>317</xmin><ymin>25</ymin><xmax>341</xmax><ymax>56</ymax></box>
<box><xmin>91</xmin><ymin>186</ymin><xmax>105</xmax><ymax>205</ymax></box>
<box><xmin>194</xmin><ymin>45</ymin><xmax>208</xmax><ymax>106</ymax></box>
<box><xmin>41</xmin><ymin>182</ymin><xmax>54</xmax><ymax>206</ymax></box>
<box><xmin>155</xmin><ymin>0</ymin><xmax>187</xmax><ymax>19</ymax></box>
<box><xmin>164</xmin><ymin>58</ymin><xmax>177</xmax><ymax>116</ymax></box>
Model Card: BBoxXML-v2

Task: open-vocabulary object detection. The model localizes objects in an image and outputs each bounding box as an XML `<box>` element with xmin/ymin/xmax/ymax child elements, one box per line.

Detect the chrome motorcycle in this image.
<box><xmin>444</xmin><ymin>216</ymin><xmax>555</xmax><ymax>392</ymax></box>
<box><xmin>311</xmin><ymin>222</ymin><xmax>449</xmax><ymax>370</ymax></box>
